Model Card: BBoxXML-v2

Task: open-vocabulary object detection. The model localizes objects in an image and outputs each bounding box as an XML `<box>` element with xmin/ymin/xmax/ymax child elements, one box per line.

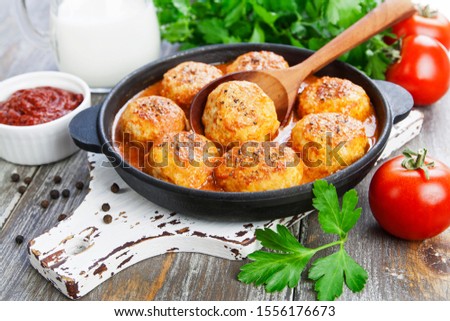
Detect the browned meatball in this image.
<box><xmin>144</xmin><ymin>131</ymin><xmax>219</xmax><ymax>189</ymax></box>
<box><xmin>226</xmin><ymin>51</ymin><xmax>289</xmax><ymax>73</ymax></box>
<box><xmin>298</xmin><ymin>76</ymin><xmax>372</xmax><ymax>121</ymax></box>
<box><xmin>202</xmin><ymin>80</ymin><xmax>280</xmax><ymax>147</ymax></box>
<box><xmin>161</xmin><ymin>61</ymin><xmax>223</xmax><ymax>110</ymax></box>
<box><xmin>291</xmin><ymin>112</ymin><xmax>368</xmax><ymax>183</ymax></box>
<box><xmin>118</xmin><ymin>95</ymin><xmax>186</xmax><ymax>143</ymax></box>
<box><xmin>214</xmin><ymin>142</ymin><xmax>303</xmax><ymax>192</ymax></box>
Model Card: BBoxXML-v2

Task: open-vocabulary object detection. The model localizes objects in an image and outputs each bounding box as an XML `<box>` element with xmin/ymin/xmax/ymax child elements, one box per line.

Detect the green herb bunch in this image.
<box><xmin>238</xmin><ymin>180</ymin><xmax>368</xmax><ymax>300</ymax></box>
<box><xmin>154</xmin><ymin>0</ymin><xmax>396</xmax><ymax>79</ymax></box>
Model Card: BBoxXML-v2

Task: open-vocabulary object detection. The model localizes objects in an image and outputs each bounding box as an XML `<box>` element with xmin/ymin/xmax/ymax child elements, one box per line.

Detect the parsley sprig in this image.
<box><xmin>238</xmin><ymin>180</ymin><xmax>368</xmax><ymax>301</ymax></box>
<box><xmin>154</xmin><ymin>0</ymin><xmax>396</xmax><ymax>79</ymax></box>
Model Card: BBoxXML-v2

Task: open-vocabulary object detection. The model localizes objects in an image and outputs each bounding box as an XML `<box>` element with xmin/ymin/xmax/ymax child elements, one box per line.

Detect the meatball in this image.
<box><xmin>291</xmin><ymin>112</ymin><xmax>368</xmax><ymax>183</ymax></box>
<box><xmin>144</xmin><ymin>131</ymin><xmax>219</xmax><ymax>189</ymax></box>
<box><xmin>161</xmin><ymin>61</ymin><xmax>223</xmax><ymax>110</ymax></box>
<box><xmin>298</xmin><ymin>76</ymin><xmax>372</xmax><ymax>122</ymax></box>
<box><xmin>226</xmin><ymin>51</ymin><xmax>289</xmax><ymax>73</ymax></box>
<box><xmin>202</xmin><ymin>80</ymin><xmax>280</xmax><ymax>147</ymax></box>
<box><xmin>119</xmin><ymin>95</ymin><xmax>186</xmax><ymax>143</ymax></box>
<box><xmin>214</xmin><ymin>142</ymin><xmax>303</xmax><ymax>192</ymax></box>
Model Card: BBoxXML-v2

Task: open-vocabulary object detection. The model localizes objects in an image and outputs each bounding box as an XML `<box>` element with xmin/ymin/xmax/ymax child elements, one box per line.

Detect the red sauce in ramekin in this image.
<box><xmin>0</xmin><ymin>86</ymin><xmax>83</xmax><ymax>126</ymax></box>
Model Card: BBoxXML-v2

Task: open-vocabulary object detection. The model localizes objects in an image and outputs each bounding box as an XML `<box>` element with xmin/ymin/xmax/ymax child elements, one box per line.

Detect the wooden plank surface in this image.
<box><xmin>1</xmin><ymin>0</ymin><xmax>449</xmax><ymax>301</ymax></box>
<box><xmin>0</xmin><ymin>164</ymin><xmax>37</xmax><ymax>229</ymax></box>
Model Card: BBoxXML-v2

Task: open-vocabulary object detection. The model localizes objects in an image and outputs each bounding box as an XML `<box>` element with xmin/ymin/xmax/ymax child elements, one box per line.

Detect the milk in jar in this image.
<box><xmin>51</xmin><ymin>0</ymin><xmax>161</xmax><ymax>88</ymax></box>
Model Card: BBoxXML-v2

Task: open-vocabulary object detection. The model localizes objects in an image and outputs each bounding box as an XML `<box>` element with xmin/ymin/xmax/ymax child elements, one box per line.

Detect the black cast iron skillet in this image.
<box><xmin>70</xmin><ymin>43</ymin><xmax>413</xmax><ymax>221</ymax></box>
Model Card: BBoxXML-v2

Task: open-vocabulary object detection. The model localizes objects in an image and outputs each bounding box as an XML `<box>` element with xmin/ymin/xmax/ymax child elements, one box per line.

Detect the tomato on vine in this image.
<box><xmin>391</xmin><ymin>5</ymin><xmax>450</xmax><ymax>49</ymax></box>
<box><xmin>369</xmin><ymin>148</ymin><xmax>450</xmax><ymax>241</ymax></box>
<box><xmin>386</xmin><ymin>35</ymin><xmax>450</xmax><ymax>106</ymax></box>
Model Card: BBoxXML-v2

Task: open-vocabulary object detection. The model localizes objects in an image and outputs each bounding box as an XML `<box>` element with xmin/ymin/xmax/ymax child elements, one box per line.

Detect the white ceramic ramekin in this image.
<box><xmin>0</xmin><ymin>71</ymin><xmax>91</xmax><ymax>165</ymax></box>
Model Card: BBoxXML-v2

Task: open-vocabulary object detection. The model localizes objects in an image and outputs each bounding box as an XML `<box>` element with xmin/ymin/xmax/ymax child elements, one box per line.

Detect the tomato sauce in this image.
<box><xmin>0</xmin><ymin>86</ymin><xmax>83</xmax><ymax>126</ymax></box>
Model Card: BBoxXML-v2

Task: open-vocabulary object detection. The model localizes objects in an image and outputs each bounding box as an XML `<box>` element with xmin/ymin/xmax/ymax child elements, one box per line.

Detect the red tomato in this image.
<box><xmin>392</xmin><ymin>10</ymin><xmax>450</xmax><ymax>49</ymax></box>
<box><xmin>386</xmin><ymin>35</ymin><xmax>450</xmax><ymax>106</ymax></box>
<box><xmin>369</xmin><ymin>150</ymin><xmax>450</xmax><ymax>241</ymax></box>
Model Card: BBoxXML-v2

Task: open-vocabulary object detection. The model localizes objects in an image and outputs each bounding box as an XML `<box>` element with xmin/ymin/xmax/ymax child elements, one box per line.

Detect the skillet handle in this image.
<box><xmin>373</xmin><ymin>80</ymin><xmax>414</xmax><ymax>124</ymax></box>
<box><xmin>69</xmin><ymin>104</ymin><xmax>102</xmax><ymax>153</ymax></box>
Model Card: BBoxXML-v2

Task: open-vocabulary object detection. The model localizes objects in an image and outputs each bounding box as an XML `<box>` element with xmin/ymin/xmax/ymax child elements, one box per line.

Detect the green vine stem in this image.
<box><xmin>401</xmin><ymin>148</ymin><xmax>435</xmax><ymax>180</ymax></box>
<box><xmin>417</xmin><ymin>4</ymin><xmax>438</xmax><ymax>19</ymax></box>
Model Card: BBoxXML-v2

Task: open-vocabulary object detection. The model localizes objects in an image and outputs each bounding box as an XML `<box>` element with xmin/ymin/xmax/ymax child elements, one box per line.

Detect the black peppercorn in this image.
<box><xmin>110</xmin><ymin>183</ymin><xmax>120</xmax><ymax>193</ymax></box>
<box><xmin>40</xmin><ymin>200</ymin><xmax>49</xmax><ymax>209</ymax></box>
<box><xmin>11</xmin><ymin>173</ymin><xmax>20</xmax><ymax>182</ymax></box>
<box><xmin>75</xmin><ymin>181</ymin><xmax>84</xmax><ymax>190</ymax></box>
<box><xmin>18</xmin><ymin>185</ymin><xmax>27</xmax><ymax>194</ymax></box>
<box><xmin>57</xmin><ymin>214</ymin><xmax>67</xmax><ymax>221</ymax></box>
<box><xmin>62</xmin><ymin>189</ymin><xmax>70</xmax><ymax>198</ymax></box>
<box><xmin>53</xmin><ymin>175</ymin><xmax>62</xmax><ymax>184</ymax></box>
<box><xmin>101</xmin><ymin>203</ymin><xmax>111</xmax><ymax>212</ymax></box>
<box><xmin>103</xmin><ymin>214</ymin><xmax>113</xmax><ymax>224</ymax></box>
<box><xmin>15</xmin><ymin>235</ymin><xmax>24</xmax><ymax>245</ymax></box>
<box><xmin>24</xmin><ymin>177</ymin><xmax>32</xmax><ymax>185</ymax></box>
<box><xmin>50</xmin><ymin>189</ymin><xmax>60</xmax><ymax>199</ymax></box>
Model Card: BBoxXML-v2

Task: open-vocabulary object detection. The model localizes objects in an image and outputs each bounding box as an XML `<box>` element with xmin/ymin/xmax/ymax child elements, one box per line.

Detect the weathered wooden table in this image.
<box><xmin>1</xmin><ymin>0</ymin><xmax>449</xmax><ymax>301</ymax></box>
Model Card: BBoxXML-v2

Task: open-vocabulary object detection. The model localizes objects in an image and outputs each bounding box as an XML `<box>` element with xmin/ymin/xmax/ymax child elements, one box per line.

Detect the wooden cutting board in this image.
<box><xmin>27</xmin><ymin>110</ymin><xmax>424</xmax><ymax>299</ymax></box>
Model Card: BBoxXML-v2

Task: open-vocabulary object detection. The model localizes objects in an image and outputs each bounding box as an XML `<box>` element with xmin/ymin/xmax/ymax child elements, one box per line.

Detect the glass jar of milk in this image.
<box><xmin>14</xmin><ymin>0</ymin><xmax>161</xmax><ymax>90</ymax></box>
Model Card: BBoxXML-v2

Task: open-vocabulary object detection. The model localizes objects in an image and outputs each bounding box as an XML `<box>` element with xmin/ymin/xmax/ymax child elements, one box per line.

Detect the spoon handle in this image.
<box><xmin>293</xmin><ymin>0</ymin><xmax>416</xmax><ymax>76</ymax></box>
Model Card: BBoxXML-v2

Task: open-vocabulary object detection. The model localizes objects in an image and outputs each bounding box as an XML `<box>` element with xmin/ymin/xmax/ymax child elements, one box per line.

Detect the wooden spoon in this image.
<box><xmin>190</xmin><ymin>0</ymin><xmax>416</xmax><ymax>134</ymax></box>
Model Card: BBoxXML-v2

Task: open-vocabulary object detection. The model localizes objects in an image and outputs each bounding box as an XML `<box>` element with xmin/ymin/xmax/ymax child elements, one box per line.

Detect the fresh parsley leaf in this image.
<box><xmin>256</xmin><ymin>224</ymin><xmax>305</xmax><ymax>253</ymax></box>
<box><xmin>304</xmin><ymin>0</ymin><xmax>321</xmax><ymax>20</ymax></box>
<box><xmin>340</xmin><ymin>189</ymin><xmax>362</xmax><ymax>233</ymax></box>
<box><xmin>308</xmin><ymin>37</ymin><xmax>328</xmax><ymax>51</ymax></box>
<box><xmin>309</xmin><ymin>249</ymin><xmax>368</xmax><ymax>300</ymax></box>
<box><xmin>154</xmin><ymin>0</ymin><xmax>186</xmax><ymax>24</ymax></box>
<box><xmin>231</xmin><ymin>21</ymin><xmax>253</xmax><ymax>41</ymax></box>
<box><xmin>224</xmin><ymin>1</ymin><xmax>246</xmax><ymax>27</ymax></box>
<box><xmin>288</xmin><ymin>32</ymin><xmax>304</xmax><ymax>48</ymax></box>
<box><xmin>326</xmin><ymin>0</ymin><xmax>362</xmax><ymax>28</ymax></box>
<box><xmin>197</xmin><ymin>18</ymin><xmax>229</xmax><ymax>44</ymax></box>
<box><xmin>312</xmin><ymin>179</ymin><xmax>343</xmax><ymax>236</ymax></box>
<box><xmin>160</xmin><ymin>20</ymin><xmax>192</xmax><ymax>43</ymax></box>
<box><xmin>172</xmin><ymin>0</ymin><xmax>190</xmax><ymax>16</ymax></box>
<box><xmin>251</xmin><ymin>2</ymin><xmax>279</xmax><ymax>29</ymax></box>
<box><xmin>289</xmin><ymin>19</ymin><xmax>306</xmax><ymax>36</ymax></box>
<box><xmin>249</xmin><ymin>22</ymin><xmax>265</xmax><ymax>43</ymax></box>
<box><xmin>154</xmin><ymin>0</ymin><xmax>397</xmax><ymax>79</ymax></box>
<box><xmin>340</xmin><ymin>251</ymin><xmax>368</xmax><ymax>293</ymax></box>
<box><xmin>238</xmin><ymin>226</ymin><xmax>317</xmax><ymax>292</ymax></box>
<box><xmin>238</xmin><ymin>180</ymin><xmax>368</xmax><ymax>300</ymax></box>
<box><xmin>312</xmin><ymin>180</ymin><xmax>361</xmax><ymax>237</ymax></box>
<box><xmin>240</xmin><ymin>251</ymin><xmax>316</xmax><ymax>292</ymax></box>
<box><xmin>364</xmin><ymin>48</ymin><xmax>391</xmax><ymax>80</ymax></box>
<box><xmin>262</xmin><ymin>0</ymin><xmax>298</xmax><ymax>13</ymax></box>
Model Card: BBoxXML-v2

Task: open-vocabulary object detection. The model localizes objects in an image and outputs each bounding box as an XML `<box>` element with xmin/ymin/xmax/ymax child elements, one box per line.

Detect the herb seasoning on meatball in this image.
<box><xmin>226</xmin><ymin>51</ymin><xmax>289</xmax><ymax>73</ymax></box>
<box><xmin>161</xmin><ymin>61</ymin><xmax>223</xmax><ymax>110</ymax></box>
<box><xmin>202</xmin><ymin>80</ymin><xmax>280</xmax><ymax>147</ymax></box>
<box><xmin>215</xmin><ymin>142</ymin><xmax>303</xmax><ymax>192</ymax></box>
<box><xmin>119</xmin><ymin>95</ymin><xmax>186</xmax><ymax>144</ymax></box>
<box><xmin>298</xmin><ymin>76</ymin><xmax>372</xmax><ymax>122</ymax></box>
<box><xmin>291</xmin><ymin>112</ymin><xmax>369</xmax><ymax>183</ymax></box>
<box><xmin>144</xmin><ymin>131</ymin><xmax>220</xmax><ymax>189</ymax></box>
